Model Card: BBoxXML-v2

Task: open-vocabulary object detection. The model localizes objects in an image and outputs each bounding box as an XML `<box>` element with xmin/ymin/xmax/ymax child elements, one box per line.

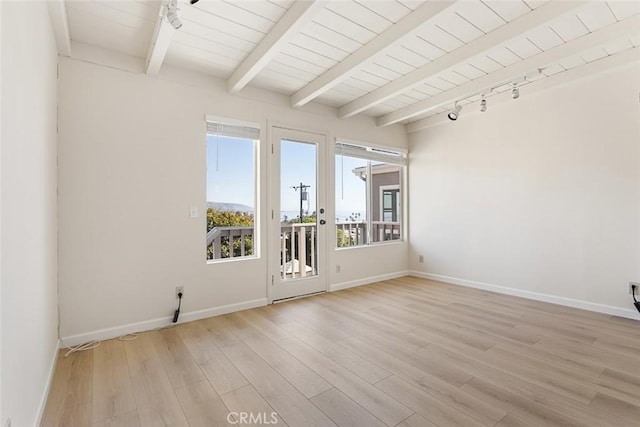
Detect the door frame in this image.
<box><xmin>267</xmin><ymin>123</ymin><xmax>329</xmax><ymax>303</ymax></box>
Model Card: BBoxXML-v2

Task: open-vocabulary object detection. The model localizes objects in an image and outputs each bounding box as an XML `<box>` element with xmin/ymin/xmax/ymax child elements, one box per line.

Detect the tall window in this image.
<box><xmin>335</xmin><ymin>142</ymin><xmax>406</xmax><ymax>248</ymax></box>
<box><xmin>206</xmin><ymin>119</ymin><xmax>258</xmax><ymax>261</ymax></box>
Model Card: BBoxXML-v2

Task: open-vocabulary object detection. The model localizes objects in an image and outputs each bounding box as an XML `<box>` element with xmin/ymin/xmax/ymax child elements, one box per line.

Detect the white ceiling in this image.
<box><xmin>62</xmin><ymin>0</ymin><xmax>640</xmax><ymax>128</ymax></box>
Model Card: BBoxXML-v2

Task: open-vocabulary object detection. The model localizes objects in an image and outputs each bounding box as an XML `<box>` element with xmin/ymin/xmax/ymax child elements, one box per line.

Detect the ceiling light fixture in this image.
<box><xmin>443</xmin><ymin>69</ymin><xmax>541</xmax><ymax>123</ymax></box>
<box><xmin>512</xmin><ymin>83</ymin><xmax>520</xmax><ymax>99</ymax></box>
<box><xmin>448</xmin><ymin>103</ymin><xmax>462</xmax><ymax>121</ymax></box>
<box><xmin>189</xmin><ymin>0</ymin><xmax>200</xmax><ymax>4</ymax></box>
<box><xmin>480</xmin><ymin>95</ymin><xmax>487</xmax><ymax>112</ymax></box>
<box><xmin>166</xmin><ymin>0</ymin><xmax>182</xmax><ymax>30</ymax></box>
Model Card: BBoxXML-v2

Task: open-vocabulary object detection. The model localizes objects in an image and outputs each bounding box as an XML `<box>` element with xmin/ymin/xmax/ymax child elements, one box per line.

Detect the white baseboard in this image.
<box><xmin>34</xmin><ymin>339</ymin><xmax>60</xmax><ymax>427</ymax></box>
<box><xmin>410</xmin><ymin>271</ymin><xmax>640</xmax><ymax>321</ymax></box>
<box><xmin>330</xmin><ymin>270</ymin><xmax>409</xmax><ymax>292</ymax></box>
<box><xmin>61</xmin><ymin>298</ymin><xmax>268</xmax><ymax>347</ymax></box>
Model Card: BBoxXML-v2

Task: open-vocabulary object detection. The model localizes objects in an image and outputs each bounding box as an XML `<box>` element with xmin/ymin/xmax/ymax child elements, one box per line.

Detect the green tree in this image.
<box><xmin>207</xmin><ymin>208</ymin><xmax>254</xmax><ymax>259</ymax></box>
<box><xmin>336</xmin><ymin>228</ymin><xmax>350</xmax><ymax>247</ymax></box>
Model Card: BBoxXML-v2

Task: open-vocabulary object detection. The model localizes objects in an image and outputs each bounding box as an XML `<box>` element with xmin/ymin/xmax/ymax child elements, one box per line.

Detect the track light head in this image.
<box><xmin>189</xmin><ymin>0</ymin><xmax>200</xmax><ymax>4</ymax></box>
<box><xmin>448</xmin><ymin>103</ymin><xmax>462</xmax><ymax>121</ymax></box>
<box><xmin>512</xmin><ymin>83</ymin><xmax>520</xmax><ymax>99</ymax></box>
<box><xmin>166</xmin><ymin>0</ymin><xmax>182</xmax><ymax>29</ymax></box>
<box><xmin>480</xmin><ymin>96</ymin><xmax>487</xmax><ymax>112</ymax></box>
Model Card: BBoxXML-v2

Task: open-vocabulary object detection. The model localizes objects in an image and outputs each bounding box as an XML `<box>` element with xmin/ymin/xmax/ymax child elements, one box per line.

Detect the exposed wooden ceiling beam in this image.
<box><xmin>377</xmin><ymin>14</ymin><xmax>640</xmax><ymax>127</ymax></box>
<box><xmin>338</xmin><ymin>0</ymin><xmax>588</xmax><ymax>119</ymax></box>
<box><xmin>405</xmin><ymin>46</ymin><xmax>640</xmax><ymax>133</ymax></box>
<box><xmin>145</xmin><ymin>2</ymin><xmax>174</xmax><ymax>76</ymax></box>
<box><xmin>227</xmin><ymin>0</ymin><xmax>325</xmax><ymax>93</ymax></box>
<box><xmin>290</xmin><ymin>0</ymin><xmax>456</xmax><ymax>108</ymax></box>
<box><xmin>47</xmin><ymin>0</ymin><xmax>71</xmax><ymax>56</ymax></box>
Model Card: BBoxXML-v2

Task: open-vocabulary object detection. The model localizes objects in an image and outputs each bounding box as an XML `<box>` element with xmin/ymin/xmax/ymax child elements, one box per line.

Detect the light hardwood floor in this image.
<box><xmin>42</xmin><ymin>277</ymin><xmax>640</xmax><ymax>426</ymax></box>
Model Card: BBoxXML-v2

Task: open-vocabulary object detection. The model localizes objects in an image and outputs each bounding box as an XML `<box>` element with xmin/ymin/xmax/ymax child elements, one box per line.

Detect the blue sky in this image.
<box><xmin>207</xmin><ymin>135</ymin><xmax>366</xmax><ymax>220</ymax></box>
<box><xmin>206</xmin><ymin>135</ymin><xmax>254</xmax><ymax>207</ymax></box>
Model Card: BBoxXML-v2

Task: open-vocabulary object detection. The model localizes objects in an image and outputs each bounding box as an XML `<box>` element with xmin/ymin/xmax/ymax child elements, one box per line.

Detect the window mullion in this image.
<box><xmin>366</xmin><ymin>160</ymin><xmax>372</xmax><ymax>245</ymax></box>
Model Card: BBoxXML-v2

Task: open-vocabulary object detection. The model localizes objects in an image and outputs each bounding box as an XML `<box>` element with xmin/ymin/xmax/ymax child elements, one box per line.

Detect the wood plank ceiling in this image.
<box><xmin>62</xmin><ymin>0</ymin><xmax>640</xmax><ymax>130</ymax></box>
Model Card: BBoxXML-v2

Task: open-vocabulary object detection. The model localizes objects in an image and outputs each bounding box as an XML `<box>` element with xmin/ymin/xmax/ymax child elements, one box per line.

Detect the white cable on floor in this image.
<box><xmin>116</xmin><ymin>323</ymin><xmax>176</xmax><ymax>342</ymax></box>
<box><xmin>64</xmin><ymin>340</ymin><xmax>100</xmax><ymax>357</ymax></box>
<box><xmin>118</xmin><ymin>333</ymin><xmax>138</xmax><ymax>341</ymax></box>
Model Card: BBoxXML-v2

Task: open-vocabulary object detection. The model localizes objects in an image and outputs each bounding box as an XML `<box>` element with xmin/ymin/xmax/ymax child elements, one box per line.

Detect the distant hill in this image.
<box><xmin>207</xmin><ymin>202</ymin><xmax>254</xmax><ymax>213</ymax></box>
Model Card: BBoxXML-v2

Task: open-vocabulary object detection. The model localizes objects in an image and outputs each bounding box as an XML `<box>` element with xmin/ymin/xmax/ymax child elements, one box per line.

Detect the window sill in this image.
<box><xmin>207</xmin><ymin>255</ymin><xmax>260</xmax><ymax>265</ymax></box>
<box><xmin>335</xmin><ymin>240</ymin><xmax>405</xmax><ymax>251</ymax></box>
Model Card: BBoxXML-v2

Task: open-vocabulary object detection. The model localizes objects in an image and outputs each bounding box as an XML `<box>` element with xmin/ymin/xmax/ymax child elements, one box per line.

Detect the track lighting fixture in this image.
<box><xmin>448</xmin><ymin>103</ymin><xmax>462</xmax><ymax>121</ymax></box>
<box><xmin>512</xmin><ymin>83</ymin><xmax>520</xmax><ymax>99</ymax></box>
<box><xmin>189</xmin><ymin>0</ymin><xmax>200</xmax><ymax>4</ymax></box>
<box><xmin>480</xmin><ymin>95</ymin><xmax>487</xmax><ymax>112</ymax></box>
<box><xmin>166</xmin><ymin>0</ymin><xmax>182</xmax><ymax>30</ymax></box>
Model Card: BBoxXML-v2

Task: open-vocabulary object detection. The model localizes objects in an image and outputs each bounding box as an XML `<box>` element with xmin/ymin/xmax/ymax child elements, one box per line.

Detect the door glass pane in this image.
<box><xmin>280</xmin><ymin>139</ymin><xmax>317</xmax><ymax>279</ymax></box>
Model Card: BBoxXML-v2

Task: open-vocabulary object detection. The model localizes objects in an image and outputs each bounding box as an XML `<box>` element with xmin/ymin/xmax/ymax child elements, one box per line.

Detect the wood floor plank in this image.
<box><xmin>123</xmin><ymin>333</ymin><xmax>188</xmax><ymax>426</ymax></box>
<box><xmin>274</xmin><ymin>300</ymin><xmax>372</xmax><ymax>343</ymax></box>
<box><xmin>395</xmin><ymin>413</ymin><xmax>438</xmax><ymax>427</ymax></box>
<box><xmin>220</xmin><ymin>385</ymin><xmax>285</xmax><ymax>426</ymax></box>
<box><xmin>494</xmin><ymin>413</ymin><xmax>537</xmax><ymax>427</ymax></box>
<box><xmin>174</xmin><ymin>380</ymin><xmax>232</xmax><ymax>427</ymax></box>
<box><xmin>589</xmin><ymin>392</ymin><xmax>640</xmax><ymax>423</ymax></box>
<box><xmin>277</xmin><ymin>337</ymin><xmax>414</xmax><ymax>426</ymax></box>
<box><xmin>41</xmin><ymin>277</ymin><xmax>640</xmax><ymax>427</ymax></box>
<box><xmin>220</xmin><ymin>341</ymin><xmax>336</xmax><ymax>426</ymax></box>
<box><xmin>92</xmin><ymin>409</ymin><xmax>141</xmax><ymax>427</ymax></box>
<box><xmin>310</xmin><ymin>387</ymin><xmax>387</xmax><ymax>427</ymax></box>
<box><xmin>375</xmin><ymin>375</ymin><xmax>486</xmax><ymax>427</ymax></box>
<box><xmin>175</xmin><ymin>321</ymin><xmax>248</xmax><ymax>395</ymax></box>
<box><xmin>338</xmin><ymin>336</ymin><xmax>506</xmax><ymax>425</ymax></box>
<box><xmin>279</xmin><ymin>320</ymin><xmax>392</xmax><ymax>384</ymax></box>
<box><xmin>461</xmin><ymin>377</ymin><xmax>584</xmax><ymax>427</ymax></box>
<box><xmin>201</xmin><ymin>315</ymin><xmax>244</xmax><ymax>349</ymax></box>
<box><xmin>225</xmin><ymin>312</ymin><xmax>334</xmax><ymax>398</ymax></box>
<box><xmin>92</xmin><ymin>339</ymin><xmax>136</xmax><ymax>422</ymax></box>
<box><xmin>534</xmin><ymin>336</ymin><xmax>640</xmax><ymax>377</ymax></box>
<box><xmin>41</xmin><ymin>349</ymin><xmax>93</xmax><ymax>426</ymax></box>
<box><xmin>235</xmin><ymin>309</ymin><xmax>294</xmax><ymax>342</ymax></box>
<box><xmin>149</xmin><ymin>327</ymin><xmax>205</xmax><ymax>389</ymax></box>
<box><xmin>421</xmin><ymin>343</ymin><xmax>631</xmax><ymax>427</ymax></box>
<box><xmin>597</xmin><ymin>368</ymin><xmax>640</xmax><ymax>406</ymax></box>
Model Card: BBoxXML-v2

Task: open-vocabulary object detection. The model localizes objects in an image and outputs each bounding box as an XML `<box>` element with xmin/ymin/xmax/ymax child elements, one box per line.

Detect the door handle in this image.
<box><xmin>319</xmin><ymin>219</ymin><xmax>326</xmax><ymax>225</ymax></box>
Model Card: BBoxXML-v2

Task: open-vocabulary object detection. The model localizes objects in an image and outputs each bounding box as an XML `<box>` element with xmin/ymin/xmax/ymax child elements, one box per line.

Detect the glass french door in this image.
<box><xmin>269</xmin><ymin>127</ymin><xmax>327</xmax><ymax>301</ymax></box>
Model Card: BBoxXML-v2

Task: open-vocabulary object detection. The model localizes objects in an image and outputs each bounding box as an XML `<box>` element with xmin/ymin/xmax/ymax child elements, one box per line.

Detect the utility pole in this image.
<box><xmin>291</xmin><ymin>182</ymin><xmax>311</xmax><ymax>222</ymax></box>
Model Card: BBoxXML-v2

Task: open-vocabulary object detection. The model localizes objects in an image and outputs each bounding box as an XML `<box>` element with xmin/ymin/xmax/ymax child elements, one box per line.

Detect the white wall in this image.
<box><xmin>0</xmin><ymin>1</ymin><xmax>4</xmax><ymax>422</ymax></box>
<box><xmin>57</xmin><ymin>56</ymin><xmax>408</xmax><ymax>342</ymax></box>
<box><xmin>1</xmin><ymin>2</ymin><xmax>60</xmax><ymax>425</ymax></box>
<box><xmin>409</xmin><ymin>63</ymin><xmax>640</xmax><ymax>318</ymax></box>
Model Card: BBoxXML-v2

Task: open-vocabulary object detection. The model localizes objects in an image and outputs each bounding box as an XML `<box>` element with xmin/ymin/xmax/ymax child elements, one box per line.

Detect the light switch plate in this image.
<box><xmin>189</xmin><ymin>206</ymin><xmax>198</xmax><ymax>218</ymax></box>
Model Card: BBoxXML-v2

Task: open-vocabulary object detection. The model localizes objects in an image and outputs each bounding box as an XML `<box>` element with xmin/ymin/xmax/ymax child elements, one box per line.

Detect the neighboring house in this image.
<box><xmin>352</xmin><ymin>163</ymin><xmax>401</xmax><ymax>224</ymax></box>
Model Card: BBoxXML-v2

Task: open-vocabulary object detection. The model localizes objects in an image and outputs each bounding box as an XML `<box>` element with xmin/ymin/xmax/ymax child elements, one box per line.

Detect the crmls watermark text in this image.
<box><xmin>227</xmin><ymin>412</ymin><xmax>279</xmax><ymax>425</ymax></box>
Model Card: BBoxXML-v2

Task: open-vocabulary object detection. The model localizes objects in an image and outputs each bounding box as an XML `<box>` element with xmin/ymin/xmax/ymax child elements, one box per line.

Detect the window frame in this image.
<box><xmin>379</xmin><ymin>184</ymin><xmax>400</xmax><ymax>223</ymax></box>
<box><xmin>205</xmin><ymin>115</ymin><xmax>261</xmax><ymax>263</ymax></box>
<box><xmin>335</xmin><ymin>140</ymin><xmax>406</xmax><ymax>250</ymax></box>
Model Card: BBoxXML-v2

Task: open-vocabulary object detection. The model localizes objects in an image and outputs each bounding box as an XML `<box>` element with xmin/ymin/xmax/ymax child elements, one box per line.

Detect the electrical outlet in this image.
<box><xmin>418</xmin><ymin>254</ymin><xmax>424</xmax><ymax>264</ymax></box>
<box><xmin>176</xmin><ymin>286</ymin><xmax>184</xmax><ymax>298</ymax></box>
<box><xmin>336</xmin><ymin>265</ymin><xmax>341</xmax><ymax>273</ymax></box>
<box><xmin>630</xmin><ymin>282</ymin><xmax>640</xmax><ymax>295</ymax></box>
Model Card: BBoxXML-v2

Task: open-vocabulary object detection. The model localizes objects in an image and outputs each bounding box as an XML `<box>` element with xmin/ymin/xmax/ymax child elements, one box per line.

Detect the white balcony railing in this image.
<box><xmin>207</xmin><ymin>226</ymin><xmax>254</xmax><ymax>260</ymax></box>
<box><xmin>206</xmin><ymin>221</ymin><xmax>401</xmax><ymax>261</ymax></box>
<box><xmin>280</xmin><ymin>223</ymin><xmax>316</xmax><ymax>279</ymax></box>
<box><xmin>337</xmin><ymin>221</ymin><xmax>401</xmax><ymax>246</ymax></box>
